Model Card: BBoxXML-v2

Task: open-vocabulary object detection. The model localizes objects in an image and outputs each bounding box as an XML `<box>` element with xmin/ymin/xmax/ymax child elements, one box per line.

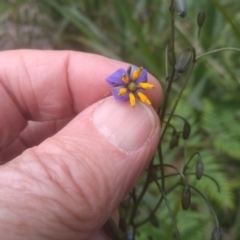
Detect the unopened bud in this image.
<box><xmin>196</xmin><ymin>157</ymin><xmax>204</xmax><ymax>180</ymax></box>
<box><xmin>182</xmin><ymin>121</ymin><xmax>191</xmax><ymax>139</ymax></box>
<box><xmin>197</xmin><ymin>11</ymin><xmax>206</xmax><ymax>28</ymax></box>
<box><xmin>175</xmin><ymin>48</ymin><xmax>193</xmax><ymax>73</ymax></box>
<box><xmin>211</xmin><ymin>228</ymin><xmax>222</xmax><ymax>240</ymax></box>
<box><xmin>181</xmin><ymin>185</ymin><xmax>191</xmax><ymax>210</ymax></box>
<box><xmin>169</xmin><ymin>131</ymin><xmax>180</xmax><ymax>149</ymax></box>
<box><xmin>174</xmin><ymin>0</ymin><xmax>187</xmax><ymax>18</ymax></box>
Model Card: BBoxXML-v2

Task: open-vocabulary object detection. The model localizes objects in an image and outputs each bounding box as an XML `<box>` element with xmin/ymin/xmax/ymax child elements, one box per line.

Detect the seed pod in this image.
<box><xmin>174</xmin><ymin>0</ymin><xmax>187</xmax><ymax>18</ymax></box>
<box><xmin>211</xmin><ymin>228</ymin><xmax>222</xmax><ymax>240</ymax></box>
<box><xmin>196</xmin><ymin>157</ymin><xmax>204</xmax><ymax>180</ymax></box>
<box><xmin>182</xmin><ymin>121</ymin><xmax>191</xmax><ymax>139</ymax></box>
<box><xmin>197</xmin><ymin>11</ymin><xmax>206</xmax><ymax>28</ymax></box>
<box><xmin>103</xmin><ymin>218</ymin><xmax>120</xmax><ymax>240</ymax></box>
<box><xmin>169</xmin><ymin>131</ymin><xmax>180</xmax><ymax>149</ymax></box>
<box><xmin>175</xmin><ymin>48</ymin><xmax>193</xmax><ymax>73</ymax></box>
<box><xmin>181</xmin><ymin>185</ymin><xmax>191</xmax><ymax>210</ymax></box>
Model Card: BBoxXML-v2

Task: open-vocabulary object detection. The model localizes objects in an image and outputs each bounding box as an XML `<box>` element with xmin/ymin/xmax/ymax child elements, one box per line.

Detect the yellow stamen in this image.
<box><xmin>129</xmin><ymin>92</ymin><xmax>136</xmax><ymax>107</ymax></box>
<box><xmin>132</xmin><ymin>67</ymin><xmax>143</xmax><ymax>80</ymax></box>
<box><xmin>137</xmin><ymin>92</ymin><xmax>151</xmax><ymax>105</ymax></box>
<box><xmin>138</xmin><ymin>82</ymin><xmax>155</xmax><ymax>89</ymax></box>
<box><xmin>118</xmin><ymin>87</ymin><xmax>127</xmax><ymax>96</ymax></box>
<box><xmin>122</xmin><ymin>74</ymin><xmax>129</xmax><ymax>84</ymax></box>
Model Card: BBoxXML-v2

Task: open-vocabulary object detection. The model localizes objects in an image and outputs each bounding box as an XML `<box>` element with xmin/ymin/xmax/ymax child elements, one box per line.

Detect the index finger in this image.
<box><xmin>0</xmin><ymin>50</ymin><xmax>162</xmax><ymax>148</ymax></box>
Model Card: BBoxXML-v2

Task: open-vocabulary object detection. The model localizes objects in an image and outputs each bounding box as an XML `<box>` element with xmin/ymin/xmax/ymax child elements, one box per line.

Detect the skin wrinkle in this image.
<box><xmin>0</xmin><ymin>51</ymin><xmax>76</xmax><ymax>122</ymax></box>
<box><xmin>6</xmin><ymin>153</ymin><xmax>94</xmax><ymax>237</ymax></box>
<box><xmin>67</xmin><ymin>141</ymin><xmax>108</xmax><ymax>217</ymax></box>
<box><xmin>1</xmin><ymin>118</ymin><xmax>73</xmax><ymax>163</ymax></box>
<box><xmin>0</xmin><ymin>177</ymin><xmax>62</xmax><ymax>237</ymax></box>
<box><xmin>18</xmin><ymin>51</ymin><xmax>39</xmax><ymax>120</ymax></box>
<box><xmin>76</xmin><ymin>134</ymin><xmax>124</xmax><ymax>211</ymax></box>
<box><xmin>51</xmin><ymin>160</ymin><xmax>102</xmax><ymax>231</ymax></box>
<box><xmin>37</xmin><ymin>196</ymin><xmax>84</xmax><ymax>233</ymax></box>
<box><xmin>0</xmin><ymin>63</ymin><xmax>27</xmax><ymax>119</ymax></box>
<box><xmin>0</xmin><ymin>82</ymin><xmax>27</xmax><ymax>149</ymax></box>
<box><xmin>33</xmin><ymin>146</ymin><xmax>84</xmax><ymax>207</ymax></box>
<box><xmin>87</xmin><ymin>153</ymin><xmax>112</xmax><ymax>215</ymax></box>
<box><xmin>33</xmin><ymin>138</ymin><xmax>104</xmax><ymax>223</ymax></box>
<box><xmin>64</xmin><ymin>51</ymin><xmax>77</xmax><ymax>115</ymax></box>
<box><xmin>43</xmin><ymin>133</ymin><xmax>117</xmax><ymax>230</ymax></box>
<box><xmin>18</xmin><ymin>133</ymin><xmax>29</xmax><ymax>149</ymax></box>
<box><xmin>4</xmin><ymin>191</ymin><xmax>84</xmax><ymax>240</ymax></box>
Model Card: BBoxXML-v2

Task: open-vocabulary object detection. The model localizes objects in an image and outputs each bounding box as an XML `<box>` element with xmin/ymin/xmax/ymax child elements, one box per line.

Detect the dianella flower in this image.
<box><xmin>106</xmin><ymin>65</ymin><xmax>155</xmax><ymax>107</ymax></box>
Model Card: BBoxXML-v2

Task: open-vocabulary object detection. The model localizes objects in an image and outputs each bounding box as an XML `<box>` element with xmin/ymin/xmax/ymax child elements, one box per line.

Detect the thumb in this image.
<box><xmin>0</xmin><ymin>97</ymin><xmax>160</xmax><ymax>240</ymax></box>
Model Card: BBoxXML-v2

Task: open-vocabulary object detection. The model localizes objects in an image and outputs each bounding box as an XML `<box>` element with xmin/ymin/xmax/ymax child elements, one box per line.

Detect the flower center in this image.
<box><xmin>128</xmin><ymin>82</ymin><xmax>137</xmax><ymax>92</ymax></box>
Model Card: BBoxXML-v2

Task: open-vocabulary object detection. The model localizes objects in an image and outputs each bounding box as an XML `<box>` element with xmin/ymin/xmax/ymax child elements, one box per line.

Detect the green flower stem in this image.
<box><xmin>154</xmin><ymin>180</ymin><xmax>180</xmax><ymax>240</ymax></box>
<box><xmin>161</xmin><ymin>62</ymin><xmax>195</xmax><ymax>140</ymax></box>
<box><xmin>158</xmin><ymin>144</ymin><xmax>165</xmax><ymax>190</ymax></box>
<box><xmin>136</xmin><ymin>182</ymin><xmax>179</xmax><ymax>228</ymax></box>
<box><xmin>165</xmin><ymin>45</ymin><xmax>169</xmax><ymax>79</ymax></box>
<box><xmin>150</xmin><ymin>163</ymin><xmax>188</xmax><ymax>185</ymax></box>
<box><xmin>196</xmin><ymin>47</ymin><xmax>240</xmax><ymax>60</ymax></box>
<box><xmin>129</xmin><ymin>157</ymin><xmax>154</xmax><ymax>227</ymax></box>
<box><xmin>158</xmin><ymin>0</ymin><xmax>176</xmax><ymax>191</ymax></box>
<box><xmin>155</xmin><ymin>171</ymin><xmax>221</xmax><ymax>193</ymax></box>
<box><xmin>159</xmin><ymin>0</ymin><xmax>176</xmax><ymax>122</ymax></box>
<box><xmin>185</xmin><ymin>184</ymin><xmax>220</xmax><ymax>229</ymax></box>
<box><xmin>165</xmin><ymin>113</ymin><xmax>188</xmax><ymax>123</ymax></box>
<box><xmin>183</xmin><ymin>151</ymin><xmax>200</xmax><ymax>173</ymax></box>
<box><xmin>163</xmin><ymin>121</ymin><xmax>178</xmax><ymax>133</ymax></box>
<box><xmin>186</xmin><ymin>173</ymin><xmax>221</xmax><ymax>193</ymax></box>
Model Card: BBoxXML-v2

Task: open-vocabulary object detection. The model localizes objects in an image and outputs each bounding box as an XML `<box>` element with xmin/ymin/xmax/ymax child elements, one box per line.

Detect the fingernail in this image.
<box><xmin>92</xmin><ymin>97</ymin><xmax>157</xmax><ymax>152</ymax></box>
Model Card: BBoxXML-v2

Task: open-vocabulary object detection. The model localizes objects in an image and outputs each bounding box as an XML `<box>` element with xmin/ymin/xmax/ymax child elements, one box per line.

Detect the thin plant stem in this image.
<box><xmin>196</xmin><ymin>47</ymin><xmax>240</xmax><ymax>60</ymax></box>
<box><xmin>129</xmin><ymin>157</ymin><xmax>154</xmax><ymax>227</ymax></box>
<box><xmin>185</xmin><ymin>184</ymin><xmax>220</xmax><ymax>229</ymax></box>
<box><xmin>159</xmin><ymin>0</ymin><xmax>176</xmax><ymax>122</ymax></box>
<box><xmin>187</xmin><ymin>173</ymin><xmax>221</xmax><ymax>192</ymax></box>
<box><xmin>155</xmin><ymin>180</ymin><xmax>180</xmax><ymax>240</ymax></box>
<box><xmin>161</xmin><ymin>63</ymin><xmax>195</xmax><ymax>140</ymax></box>
<box><xmin>158</xmin><ymin>144</ymin><xmax>165</xmax><ymax>190</ymax></box>
<box><xmin>183</xmin><ymin>151</ymin><xmax>200</xmax><ymax>173</ymax></box>
<box><xmin>150</xmin><ymin>163</ymin><xmax>188</xmax><ymax>185</ymax></box>
<box><xmin>155</xmin><ymin>171</ymin><xmax>221</xmax><ymax>193</ymax></box>
<box><xmin>158</xmin><ymin>0</ymin><xmax>176</xmax><ymax>191</ymax></box>
<box><xmin>165</xmin><ymin>45</ymin><xmax>169</xmax><ymax>79</ymax></box>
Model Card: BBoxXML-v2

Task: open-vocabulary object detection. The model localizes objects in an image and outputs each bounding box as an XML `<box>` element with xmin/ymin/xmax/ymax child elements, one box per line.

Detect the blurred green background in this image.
<box><xmin>1</xmin><ymin>0</ymin><xmax>239</xmax><ymax>239</ymax></box>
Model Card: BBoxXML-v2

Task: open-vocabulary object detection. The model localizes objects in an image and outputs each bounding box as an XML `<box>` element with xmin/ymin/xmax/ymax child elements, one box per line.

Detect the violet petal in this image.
<box><xmin>136</xmin><ymin>69</ymin><xmax>148</xmax><ymax>83</ymax></box>
<box><xmin>106</xmin><ymin>68</ymin><xmax>128</xmax><ymax>86</ymax></box>
<box><xmin>112</xmin><ymin>86</ymin><xmax>129</xmax><ymax>101</ymax></box>
<box><xmin>129</xmin><ymin>65</ymin><xmax>138</xmax><ymax>78</ymax></box>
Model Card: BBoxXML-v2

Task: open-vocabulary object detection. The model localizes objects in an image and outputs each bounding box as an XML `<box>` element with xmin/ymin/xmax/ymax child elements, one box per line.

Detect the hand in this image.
<box><xmin>0</xmin><ymin>50</ymin><xmax>162</xmax><ymax>239</ymax></box>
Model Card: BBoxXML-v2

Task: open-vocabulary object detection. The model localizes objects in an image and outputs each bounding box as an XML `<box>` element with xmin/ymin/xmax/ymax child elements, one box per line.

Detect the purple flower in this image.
<box><xmin>106</xmin><ymin>65</ymin><xmax>155</xmax><ymax>107</ymax></box>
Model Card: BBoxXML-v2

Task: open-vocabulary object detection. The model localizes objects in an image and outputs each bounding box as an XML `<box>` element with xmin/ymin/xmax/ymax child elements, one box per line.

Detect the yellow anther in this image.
<box><xmin>137</xmin><ymin>91</ymin><xmax>151</xmax><ymax>105</ymax></box>
<box><xmin>132</xmin><ymin>67</ymin><xmax>143</xmax><ymax>80</ymax></box>
<box><xmin>122</xmin><ymin>74</ymin><xmax>129</xmax><ymax>84</ymax></box>
<box><xmin>118</xmin><ymin>87</ymin><xmax>127</xmax><ymax>96</ymax></box>
<box><xmin>129</xmin><ymin>92</ymin><xmax>136</xmax><ymax>107</ymax></box>
<box><xmin>138</xmin><ymin>82</ymin><xmax>155</xmax><ymax>89</ymax></box>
